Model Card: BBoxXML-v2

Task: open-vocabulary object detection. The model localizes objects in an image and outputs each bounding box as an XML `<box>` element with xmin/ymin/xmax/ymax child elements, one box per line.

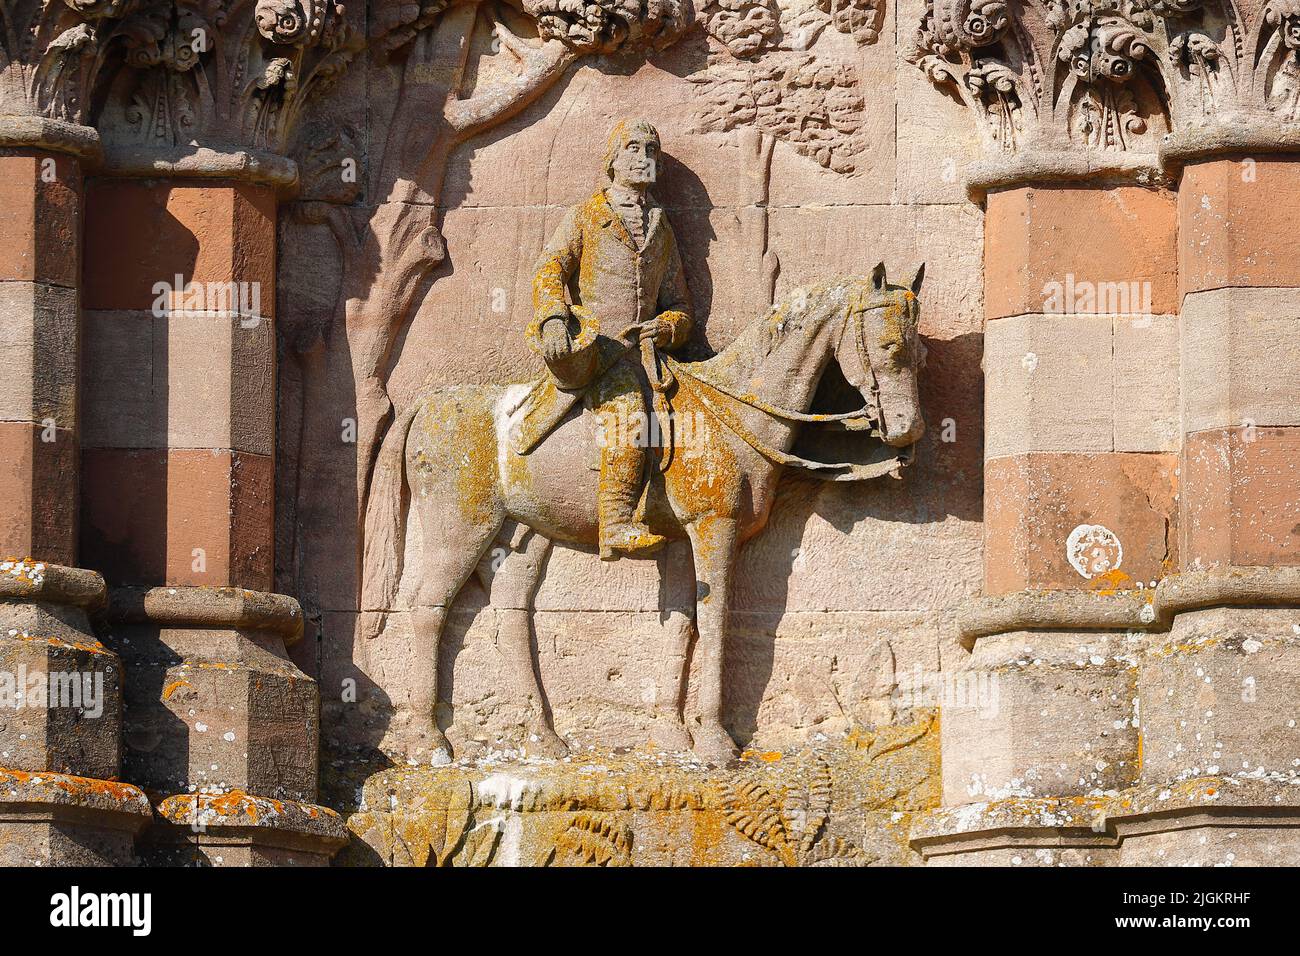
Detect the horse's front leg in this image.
<box><xmin>649</xmin><ymin>539</ymin><xmax>695</xmax><ymax>752</ymax></box>
<box><xmin>686</xmin><ymin>516</ymin><xmax>741</xmax><ymax>765</ymax></box>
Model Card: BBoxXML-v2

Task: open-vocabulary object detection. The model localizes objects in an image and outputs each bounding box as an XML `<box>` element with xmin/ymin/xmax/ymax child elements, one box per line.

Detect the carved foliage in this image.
<box><xmin>101</xmin><ymin>0</ymin><xmax>362</xmax><ymax>153</ymax></box>
<box><xmin>716</xmin><ymin>753</ymin><xmax>870</xmax><ymax>866</ymax></box>
<box><xmin>911</xmin><ymin>0</ymin><xmax>1300</xmax><ymax>152</ymax></box>
<box><xmin>522</xmin><ymin>0</ymin><xmax>687</xmax><ymax>52</ymax></box>
<box><xmin>0</xmin><ymin>0</ymin><xmax>140</xmax><ymax>122</ymax></box>
<box><xmin>691</xmin><ymin>0</ymin><xmax>883</xmax><ymax>174</ymax></box>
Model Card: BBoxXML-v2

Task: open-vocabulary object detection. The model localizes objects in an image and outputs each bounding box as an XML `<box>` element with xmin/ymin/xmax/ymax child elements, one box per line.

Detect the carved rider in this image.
<box><xmin>529</xmin><ymin>119</ymin><xmax>693</xmax><ymax>560</ymax></box>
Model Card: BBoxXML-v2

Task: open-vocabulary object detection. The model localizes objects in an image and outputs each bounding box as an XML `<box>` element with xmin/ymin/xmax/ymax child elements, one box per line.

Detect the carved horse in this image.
<box><xmin>362</xmin><ymin>264</ymin><xmax>926</xmax><ymax>764</ymax></box>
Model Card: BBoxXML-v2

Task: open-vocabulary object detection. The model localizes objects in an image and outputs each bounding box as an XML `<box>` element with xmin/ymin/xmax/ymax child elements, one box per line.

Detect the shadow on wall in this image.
<box><xmin>81</xmin><ymin>185</ymin><xmax>200</xmax><ymax>588</ymax></box>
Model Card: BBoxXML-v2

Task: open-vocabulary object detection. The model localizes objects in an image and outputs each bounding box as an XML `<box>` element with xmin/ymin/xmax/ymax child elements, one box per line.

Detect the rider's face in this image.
<box><xmin>611</xmin><ymin>136</ymin><xmax>658</xmax><ymax>189</ymax></box>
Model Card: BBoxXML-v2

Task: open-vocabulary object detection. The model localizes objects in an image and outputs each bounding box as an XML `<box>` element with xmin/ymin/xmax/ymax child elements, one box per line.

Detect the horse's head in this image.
<box><xmin>837</xmin><ymin>263</ymin><xmax>927</xmax><ymax>447</ymax></box>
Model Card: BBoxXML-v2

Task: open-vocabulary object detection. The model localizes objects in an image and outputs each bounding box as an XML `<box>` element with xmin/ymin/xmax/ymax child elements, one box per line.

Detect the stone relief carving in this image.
<box><xmin>691</xmin><ymin>0</ymin><xmax>883</xmax><ymax>173</ymax></box>
<box><xmin>910</xmin><ymin>0</ymin><xmax>1169</xmax><ymax>153</ymax></box>
<box><xmin>910</xmin><ymin>0</ymin><xmax>1300</xmax><ymax>159</ymax></box>
<box><xmin>359</xmin><ymin>117</ymin><xmax>926</xmax><ymax>766</ymax></box>
<box><xmin>88</xmin><ymin>0</ymin><xmax>362</xmax><ymax>154</ymax></box>
<box><xmin>0</xmin><ymin>0</ymin><xmax>140</xmax><ymax>125</ymax></box>
<box><xmin>341</xmin><ymin>731</ymin><xmax>936</xmax><ymax>865</ymax></box>
<box><xmin>278</xmin><ymin>3</ymin><xmax>694</xmax><ymax>642</ymax></box>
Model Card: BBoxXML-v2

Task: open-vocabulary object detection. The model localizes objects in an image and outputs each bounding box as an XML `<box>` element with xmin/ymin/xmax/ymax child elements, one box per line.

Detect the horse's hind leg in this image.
<box><xmin>405</xmin><ymin>505</ymin><xmax>504</xmax><ymax>766</ymax></box>
<box><xmin>650</xmin><ymin>539</ymin><xmax>695</xmax><ymax>752</ymax></box>
<box><xmin>477</xmin><ymin>524</ymin><xmax>567</xmax><ymax>758</ymax></box>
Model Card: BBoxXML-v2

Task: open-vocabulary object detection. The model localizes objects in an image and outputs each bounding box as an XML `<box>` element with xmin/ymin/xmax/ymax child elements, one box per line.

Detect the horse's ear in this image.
<box><xmin>871</xmin><ymin>262</ymin><xmax>887</xmax><ymax>291</ymax></box>
<box><xmin>910</xmin><ymin>263</ymin><xmax>925</xmax><ymax>295</ymax></box>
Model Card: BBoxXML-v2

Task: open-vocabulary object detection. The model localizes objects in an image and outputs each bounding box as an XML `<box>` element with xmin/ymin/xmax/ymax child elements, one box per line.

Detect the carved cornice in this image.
<box><xmin>909</xmin><ymin>0</ymin><xmax>1300</xmax><ymax>190</ymax></box>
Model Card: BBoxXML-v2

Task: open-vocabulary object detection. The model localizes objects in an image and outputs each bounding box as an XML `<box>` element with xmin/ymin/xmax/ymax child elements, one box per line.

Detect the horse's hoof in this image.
<box><xmin>648</xmin><ymin>715</ymin><xmax>694</xmax><ymax>753</ymax></box>
<box><xmin>690</xmin><ymin>723</ymin><xmax>740</xmax><ymax>766</ymax></box>
<box><xmin>522</xmin><ymin>726</ymin><xmax>568</xmax><ymax>759</ymax></box>
<box><xmin>411</xmin><ymin>722</ymin><xmax>453</xmax><ymax>766</ymax></box>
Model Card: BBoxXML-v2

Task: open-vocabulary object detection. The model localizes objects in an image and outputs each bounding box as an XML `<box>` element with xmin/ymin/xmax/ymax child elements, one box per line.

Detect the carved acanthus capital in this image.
<box><xmin>911</xmin><ymin>0</ymin><xmax>1300</xmax><ymax>185</ymax></box>
<box><xmin>91</xmin><ymin>0</ymin><xmax>363</xmax><ymax>183</ymax></box>
<box><xmin>0</xmin><ymin>0</ymin><xmax>142</xmax><ymax>154</ymax></box>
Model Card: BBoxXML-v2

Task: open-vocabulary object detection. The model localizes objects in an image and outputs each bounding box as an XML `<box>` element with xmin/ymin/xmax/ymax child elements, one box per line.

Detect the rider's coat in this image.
<box><xmin>511</xmin><ymin>188</ymin><xmax>693</xmax><ymax>456</ymax></box>
<box><xmin>530</xmin><ymin>187</ymin><xmax>692</xmax><ymax>348</ymax></box>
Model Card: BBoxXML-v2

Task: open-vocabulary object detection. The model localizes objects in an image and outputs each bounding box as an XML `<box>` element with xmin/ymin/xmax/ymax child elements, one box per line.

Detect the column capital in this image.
<box><xmin>86</xmin><ymin>0</ymin><xmax>364</xmax><ymax>190</ymax></box>
<box><xmin>0</xmin><ymin>0</ymin><xmax>147</xmax><ymax>160</ymax></box>
<box><xmin>909</xmin><ymin>0</ymin><xmax>1300</xmax><ymax>192</ymax></box>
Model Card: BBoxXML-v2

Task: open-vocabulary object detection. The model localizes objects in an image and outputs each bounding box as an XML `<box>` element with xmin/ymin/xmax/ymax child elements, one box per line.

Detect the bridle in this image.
<box><xmin>644</xmin><ymin>288</ymin><xmax>918</xmax><ymax>482</ymax></box>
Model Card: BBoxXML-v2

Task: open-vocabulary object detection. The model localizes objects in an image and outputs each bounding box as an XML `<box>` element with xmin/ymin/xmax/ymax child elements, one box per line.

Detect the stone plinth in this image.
<box><xmin>335</xmin><ymin>721</ymin><xmax>938</xmax><ymax>867</ymax></box>
<box><xmin>0</xmin><ymin>767</ymin><xmax>151</xmax><ymax>867</ymax></box>
<box><xmin>0</xmin><ymin>562</ymin><xmax>146</xmax><ymax>864</ymax></box>
<box><xmin>100</xmin><ymin>585</ymin><xmax>342</xmax><ymax>866</ymax></box>
<box><xmin>939</xmin><ymin>629</ymin><xmax>1140</xmax><ymax>807</ymax></box>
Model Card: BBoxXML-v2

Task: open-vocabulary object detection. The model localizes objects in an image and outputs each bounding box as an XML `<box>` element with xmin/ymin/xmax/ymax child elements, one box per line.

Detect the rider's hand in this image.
<box><xmin>539</xmin><ymin>315</ymin><xmax>570</xmax><ymax>362</ymax></box>
<box><xmin>640</xmin><ymin>317</ymin><xmax>672</xmax><ymax>348</ymax></box>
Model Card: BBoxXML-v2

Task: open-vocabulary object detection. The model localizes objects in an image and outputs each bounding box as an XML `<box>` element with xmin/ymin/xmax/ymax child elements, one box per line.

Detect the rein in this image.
<box><xmin>641</xmin><ymin>302</ymin><xmax>912</xmax><ymax>482</ymax></box>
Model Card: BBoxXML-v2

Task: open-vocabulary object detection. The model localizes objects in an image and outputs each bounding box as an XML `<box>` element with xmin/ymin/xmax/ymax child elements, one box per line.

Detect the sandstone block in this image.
<box><xmin>1179</xmin><ymin>158</ymin><xmax>1300</xmax><ymax>295</ymax></box>
<box><xmin>81</xmin><ymin>448</ymin><xmax>273</xmax><ymax>589</ymax></box>
<box><xmin>984</xmin><ymin>185</ymin><xmax>1178</xmax><ymax>321</ymax></box>
<box><xmin>1182</xmin><ymin>287</ymin><xmax>1300</xmax><ymax>433</ymax></box>
<box><xmin>0</xmin><ymin>421</ymin><xmax>77</xmax><ymax>566</ymax></box>
<box><xmin>984</xmin><ymin>452</ymin><xmax>1178</xmax><ymax>594</ymax></box>
<box><xmin>1182</xmin><ymin>427</ymin><xmax>1300</xmax><ymax>568</ymax></box>
<box><xmin>84</xmin><ymin>180</ymin><xmax>275</xmax><ymax>314</ymax></box>
<box><xmin>940</xmin><ymin>630</ymin><xmax>1139</xmax><ymax>807</ymax></box>
<box><xmin>0</xmin><ymin>150</ymin><xmax>81</xmax><ymax>288</ymax></box>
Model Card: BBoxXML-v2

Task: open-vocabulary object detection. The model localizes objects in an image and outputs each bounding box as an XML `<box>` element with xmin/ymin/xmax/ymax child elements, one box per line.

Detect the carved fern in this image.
<box><xmin>719</xmin><ymin>779</ymin><xmax>790</xmax><ymax>855</ymax></box>
<box><xmin>548</xmin><ymin>812</ymin><xmax>633</xmax><ymax>867</ymax></box>
<box><xmin>719</xmin><ymin>754</ymin><xmax>865</xmax><ymax>866</ymax></box>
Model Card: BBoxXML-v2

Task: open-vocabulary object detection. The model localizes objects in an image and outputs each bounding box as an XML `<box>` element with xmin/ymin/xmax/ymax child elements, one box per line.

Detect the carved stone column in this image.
<box><xmin>908</xmin><ymin>0</ymin><xmax>1182</xmax><ymax>865</ymax></box>
<box><xmin>69</xmin><ymin>0</ymin><xmax>358</xmax><ymax>865</ymax></box>
<box><xmin>0</xmin><ymin>0</ymin><xmax>156</xmax><ymax>864</ymax></box>
<box><xmin>914</xmin><ymin>179</ymin><xmax>1181</xmax><ymax>866</ymax></box>
<box><xmin>1118</xmin><ymin>15</ymin><xmax>1300</xmax><ymax>857</ymax></box>
<box><xmin>911</xmin><ymin>0</ymin><xmax>1300</xmax><ymax>865</ymax></box>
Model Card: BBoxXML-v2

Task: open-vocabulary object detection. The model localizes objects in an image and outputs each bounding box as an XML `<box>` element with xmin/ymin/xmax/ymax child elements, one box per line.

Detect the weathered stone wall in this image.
<box><xmin>277</xmin><ymin>0</ymin><xmax>984</xmax><ymax>768</ymax></box>
<box><xmin>6</xmin><ymin>0</ymin><xmax>1300</xmax><ymax>867</ymax></box>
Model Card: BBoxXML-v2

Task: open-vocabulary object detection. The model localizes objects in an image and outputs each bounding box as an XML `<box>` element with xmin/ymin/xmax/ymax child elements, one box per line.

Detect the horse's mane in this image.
<box><xmin>690</xmin><ymin>276</ymin><xmax>884</xmax><ymax>385</ymax></box>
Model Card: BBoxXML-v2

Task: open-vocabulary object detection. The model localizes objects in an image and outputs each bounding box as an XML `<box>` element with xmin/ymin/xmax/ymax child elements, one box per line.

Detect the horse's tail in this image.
<box><xmin>361</xmin><ymin>399</ymin><xmax>420</xmax><ymax>634</ymax></box>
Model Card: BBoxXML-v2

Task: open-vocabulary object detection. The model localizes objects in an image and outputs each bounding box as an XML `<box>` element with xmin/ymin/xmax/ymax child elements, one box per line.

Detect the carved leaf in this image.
<box><xmin>548</xmin><ymin>812</ymin><xmax>633</xmax><ymax>867</ymax></box>
<box><xmin>719</xmin><ymin>779</ymin><xmax>789</xmax><ymax>852</ymax></box>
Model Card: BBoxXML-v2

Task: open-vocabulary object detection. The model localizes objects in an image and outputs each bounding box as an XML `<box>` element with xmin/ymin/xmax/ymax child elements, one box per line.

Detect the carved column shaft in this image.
<box><xmin>0</xmin><ymin>140</ymin><xmax>150</xmax><ymax>864</ymax></box>
<box><xmin>76</xmin><ymin>175</ymin><xmax>343</xmax><ymax>864</ymax></box>
<box><xmin>918</xmin><ymin>181</ymin><xmax>1181</xmax><ymax>865</ymax></box>
<box><xmin>1109</xmin><ymin>154</ymin><xmax>1300</xmax><ymax>864</ymax></box>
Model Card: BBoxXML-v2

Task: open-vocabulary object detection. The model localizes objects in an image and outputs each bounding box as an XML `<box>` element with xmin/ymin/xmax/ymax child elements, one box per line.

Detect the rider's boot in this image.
<box><xmin>598</xmin><ymin>436</ymin><xmax>665</xmax><ymax>560</ymax></box>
